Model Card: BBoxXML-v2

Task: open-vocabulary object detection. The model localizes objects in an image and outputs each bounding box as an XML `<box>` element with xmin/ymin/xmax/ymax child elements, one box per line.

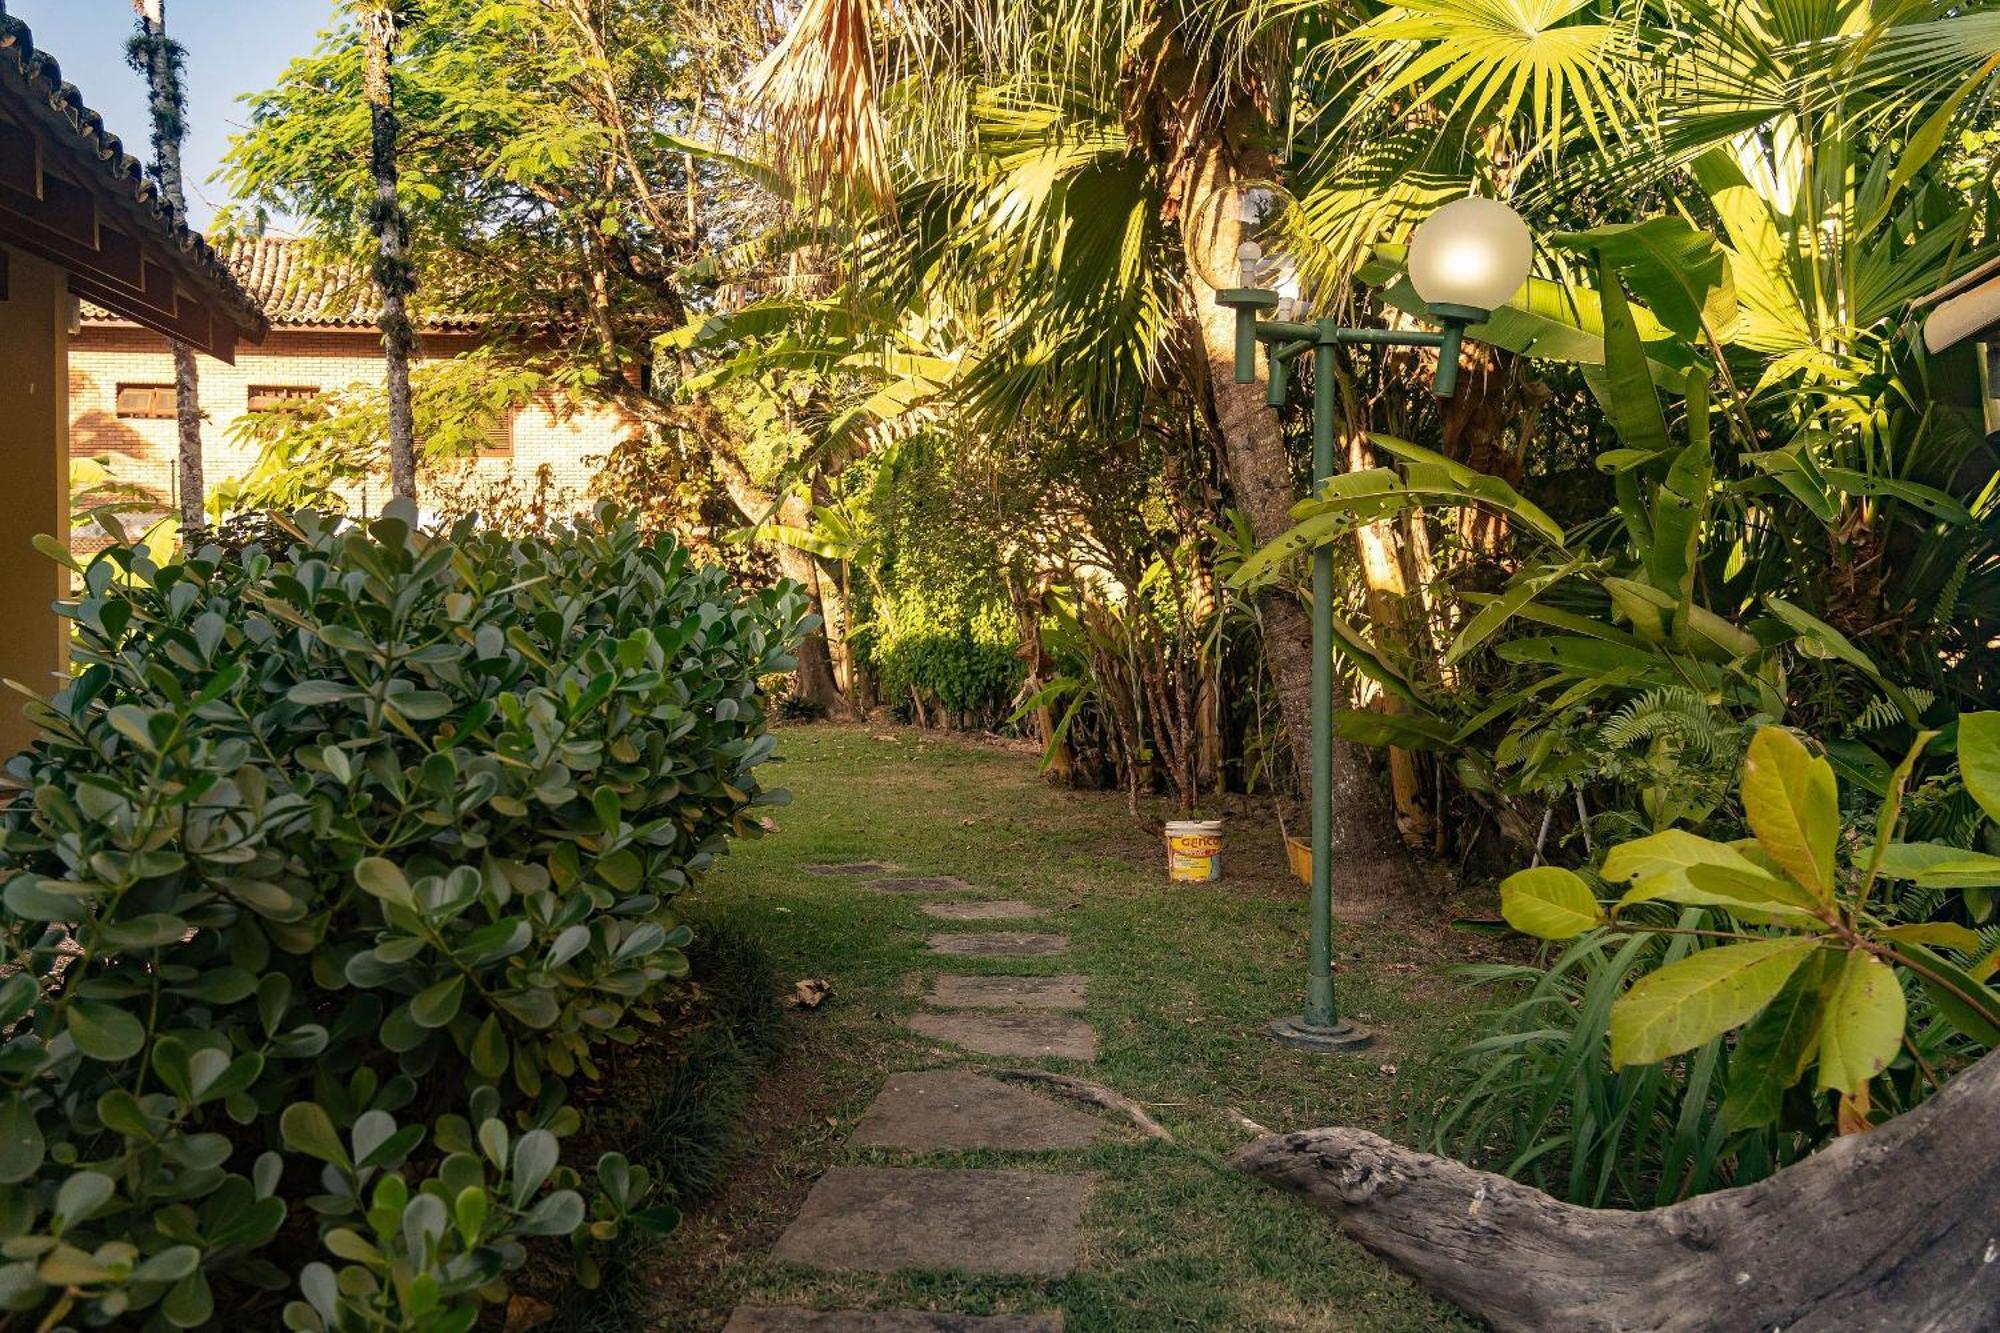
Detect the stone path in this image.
<box><xmin>732</xmin><ymin>863</ymin><xmax>1105</xmax><ymax>1329</ymax></box>
<box><xmin>927</xmin><ymin>975</ymin><xmax>1087</xmax><ymax>1010</ymax></box>
<box><xmin>850</xmin><ymin>1071</ymin><xmax>1101</xmax><ymax>1151</ymax></box>
<box><xmin>866</xmin><ymin>875</ymin><xmax>980</xmax><ymax>895</ymax></box>
<box><xmin>926</xmin><ymin>931</ymin><xmax>1069</xmax><ymax>956</ymax></box>
<box><xmin>918</xmin><ymin>900</ymin><xmax>1042</xmax><ymax>921</ymax></box>
<box><xmin>725</xmin><ymin>1311</ymin><xmax>1062</xmax><ymax>1332</ymax></box>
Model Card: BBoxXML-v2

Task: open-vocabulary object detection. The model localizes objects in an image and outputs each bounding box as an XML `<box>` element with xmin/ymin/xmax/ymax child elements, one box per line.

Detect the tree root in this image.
<box><xmin>1228</xmin><ymin>1050</ymin><xmax>2000</xmax><ymax>1331</ymax></box>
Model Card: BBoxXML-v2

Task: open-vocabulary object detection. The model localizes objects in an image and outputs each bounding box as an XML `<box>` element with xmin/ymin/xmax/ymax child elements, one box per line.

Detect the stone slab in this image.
<box><xmin>919</xmin><ymin>900</ymin><xmax>1043</xmax><ymax>921</ymax></box>
<box><xmin>926</xmin><ymin>932</ymin><xmax>1069</xmax><ymax>957</ymax></box>
<box><xmin>909</xmin><ymin>1011</ymin><xmax>1097</xmax><ymax>1062</ymax></box>
<box><xmin>850</xmin><ymin>1070</ymin><xmax>1101</xmax><ymax>1152</ymax></box>
<box><xmin>771</xmin><ymin>1166</ymin><xmax>1089</xmax><ymax>1276</ymax></box>
<box><xmin>804</xmin><ymin>862</ymin><xmax>900</xmax><ymax>877</ymax></box>
<box><xmin>927</xmin><ymin>975</ymin><xmax>1088</xmax><ymax>1011</ymax></box>
<box><xmin>868</xmin><ymin>876</ymin><xmax>980</xmax><ymax>895</ymax></box>
<box><xmin>725</xmin><ymin>1309</ymin><xmax>1063</xmax><ymax>1332</ymax></box>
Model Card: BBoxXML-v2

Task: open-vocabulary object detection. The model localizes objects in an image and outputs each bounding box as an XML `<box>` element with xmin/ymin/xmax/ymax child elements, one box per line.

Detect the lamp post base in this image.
<box><xmin>1267</xmin><ymin>1015</ymin><xmax>1373</xmax><ymax>1053</ymax></box>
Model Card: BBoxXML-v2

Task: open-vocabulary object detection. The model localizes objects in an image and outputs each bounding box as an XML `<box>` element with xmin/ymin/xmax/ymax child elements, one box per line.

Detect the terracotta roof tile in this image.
<box><xmin>85</xmin><ymin>233</ymin><xmax>482</xmax><ymax>332</ymax></box>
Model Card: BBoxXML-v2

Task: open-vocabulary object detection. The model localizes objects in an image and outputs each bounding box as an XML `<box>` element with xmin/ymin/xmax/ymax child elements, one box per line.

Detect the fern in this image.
<box><xmin>1932</xmin><ymin>552</ymin><xmax>1970</xmax><ymax>628</ymax></box>
<box><xmin>1598</xmin><ymin>687</ymin><xmax>1741</xmax><ymax>762</ymax></box>
<box><xmin>1854</xmin><ymin>688</ymin><xmax>1937</xmax><ymax>732</ymax></box>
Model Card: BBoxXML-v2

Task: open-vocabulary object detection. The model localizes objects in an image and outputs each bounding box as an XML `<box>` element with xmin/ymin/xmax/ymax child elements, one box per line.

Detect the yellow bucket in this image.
<box><xmin>1165</xmin><ymin>820</ymin><xmax>1224</xmax><ymax>883</ymax></box>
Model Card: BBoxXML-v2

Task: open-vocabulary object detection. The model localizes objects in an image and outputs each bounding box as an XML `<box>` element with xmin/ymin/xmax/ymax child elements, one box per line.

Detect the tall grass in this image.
<box><xmin>1405</xmin><ymin>912</ymin><xmax>1810</xmax><ymax>1209</ymax></box>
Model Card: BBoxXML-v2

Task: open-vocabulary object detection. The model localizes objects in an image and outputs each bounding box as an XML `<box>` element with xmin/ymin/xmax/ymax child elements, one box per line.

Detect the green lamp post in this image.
<box><xmin>1218</xmin><ymin>195</ymin><xmax>1534</xmax><ymax>1052</ymax></box>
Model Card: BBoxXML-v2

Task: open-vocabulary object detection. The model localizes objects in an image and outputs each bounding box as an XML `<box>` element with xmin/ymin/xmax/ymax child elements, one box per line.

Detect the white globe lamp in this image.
<box><xmin>1408</xmin><ymin>196</ymin><xmax>1533</xmax><ymax>319</ymax></box>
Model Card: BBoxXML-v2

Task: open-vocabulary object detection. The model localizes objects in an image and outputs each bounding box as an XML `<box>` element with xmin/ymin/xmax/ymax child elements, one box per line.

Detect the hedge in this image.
<box><xmin>0</xmin><ymin>504</ymin><xmax>806</xmax><ymax>1330</ymax></box>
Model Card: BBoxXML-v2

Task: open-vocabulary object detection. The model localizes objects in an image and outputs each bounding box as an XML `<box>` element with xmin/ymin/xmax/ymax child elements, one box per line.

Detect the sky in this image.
<box><xmin>10</xmin><ymin>0</ymin><xmax>338</xmax><ymax>228</ymax></box>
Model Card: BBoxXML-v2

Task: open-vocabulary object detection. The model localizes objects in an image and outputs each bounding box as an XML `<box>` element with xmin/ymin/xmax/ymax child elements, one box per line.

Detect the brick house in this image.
<box><xmin>70</xmin><ymin>233</ymin><xmax>638</xmax><ymax>522</ymax></box>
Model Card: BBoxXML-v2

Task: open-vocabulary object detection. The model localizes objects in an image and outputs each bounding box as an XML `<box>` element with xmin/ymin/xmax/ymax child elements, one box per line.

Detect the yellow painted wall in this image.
<box><xmin>0</xmin><ymin>245</ymin><xmax>69</xmax><ymax>755</ymax></box>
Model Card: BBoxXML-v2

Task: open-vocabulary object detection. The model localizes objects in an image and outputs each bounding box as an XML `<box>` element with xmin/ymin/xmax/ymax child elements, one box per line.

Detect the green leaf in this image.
<box><xmin>1610</xmin><ymin>936</ymin><xmax>1821</xmax><ymax>1068</ymax></box>
<box><xmin>1721</xmin><ymin>947</ymin><xmax>1840</xmax><ymax>1129</ymax></box>
<box><xmin>1602</xmin><ymin>830</ymin><xmax>1819</xmax><ymax>913</ymax></box>
<box><xmin>1878</xmin><ymin>923</ymin><xmax>1982</xmax><ymax>953</ymax></box>
<box><xmin>1815</xmin><ymin>950</ymin><xmax>1906</xmax><ymax>1094</ymax></box>
<box><xmin>163</xmin><ymin>1268</ymin><xmax>214</xmax><ymax>1329</ymax></box>
<box><xmin>68</xmin><ymin>1000</ymin><xmax>145</xmax><ymax>1062</ymax></box>
<box><xmin>1876</xmin><ymin>842</ymin><xmax>2000</xmax><ymax>888</ymax></box>
<box><xmin>0</xmin><ymin>1094</ymin><xmax>46</xmax><ymax>1183</ymax></box>
<box><xmin>54</xmin><ymin>1171</ymin><xmax>115</xmax><ymax>1228</ymax></box>
<box><xmin>285</xmin><ymin>681</ymin><xmax>360</xmax><ymax>706</ymax></box>
<box><xmin>1740</xmin><ymin>728</ymin><xmax>1839</xmax><ymax>900</ymax></box>
<box><xmin>1957</xmin><ymin>712</ymin><xmax>2000</xmax><ymax>825</ymax></box>
<box><xmin>280</xmin><ymin>1102</ymin><xmax>351</xmax><ymax>1170</ymax></box>
<box><xmin>1883</xmin><ymin>940</ymin><xmax>2000</xmax><ymax>1047</ymax></box>
<box><xmin>1553</xmin><ymin>217</ymin><xmax>1736</xmax><ymax>343</ymax></box>
<box><xmin>1498</xmin><ymin>867</ymin><xmax>1603</xmax><ymax>940</ymax></box>
<box><xmin>0</xmin><ymin>973</ymin><xmax>37</xmax><ymax>1029</ymax></box>
<box><xmin>353</xmin><ymin>858</ymin><xmax>415</xmax><ymax>909</ymax></box>
<box><xmin>1592</xmin><ymin>250</ymin><xmax>1672</xmax><ymax>458</ymax></box>
<box><xmin>469</xmin><ymin>1015</ymin><xmax>508</xmax><ymax>1079</ymax></box>
<box><xmin>410</xmin><ymin>976</ymin><xmax>465</xmax><ymax>1029</ymax></box>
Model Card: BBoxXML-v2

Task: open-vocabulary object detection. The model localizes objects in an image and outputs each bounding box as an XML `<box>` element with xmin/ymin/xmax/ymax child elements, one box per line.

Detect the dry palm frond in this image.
<box><xmin>742</xmin><ymin>0</ymin><xmax>895</xmax><ymax>213</ymax></box>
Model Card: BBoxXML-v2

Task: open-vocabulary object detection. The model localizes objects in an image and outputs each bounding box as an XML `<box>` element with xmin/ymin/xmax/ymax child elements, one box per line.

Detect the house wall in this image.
<box><xmin>0</xmin><ymin>246</ymin><xmax>71</xmax><ymax>754</ymax></box>
<box><xmin>70</xmin><ymin>323</ymin><xmax>637</xmax><ymax>523</ymax></box>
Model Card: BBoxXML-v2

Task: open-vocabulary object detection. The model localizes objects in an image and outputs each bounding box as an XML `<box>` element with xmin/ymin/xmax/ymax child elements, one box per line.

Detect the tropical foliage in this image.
<box><xmin>202</xmin><ymin>0</ymin><xmax>1999</xmax><ymax>1213</ymax></box>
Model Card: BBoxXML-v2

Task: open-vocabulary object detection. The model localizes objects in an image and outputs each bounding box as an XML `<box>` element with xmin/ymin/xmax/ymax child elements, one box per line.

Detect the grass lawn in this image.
<box><xmin>627</xmin><ymin>722</ymin><xmax>1504</xmax><ymax>1331</ymax></box>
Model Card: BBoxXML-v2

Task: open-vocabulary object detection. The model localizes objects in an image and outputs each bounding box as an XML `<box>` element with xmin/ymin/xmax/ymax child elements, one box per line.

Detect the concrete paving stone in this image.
<box><xmin>850</xmin><ymin>1070</ymin><xmax>1101</xmax><ymax>1152</ymax></box>
<box><xmin>804</xmin><ymin>862</ymin><xmax>900</xmax><ymax>876</ymax></box>
<box><xmin>724</xmin><ymin>1308</ymin><xmax>1063</xmax><ymax>1332</ymax></box>
<box><xmin>868</xmin><ymin>876</ymin><xmax>980</xmax><ymax>895</ymax></box>
<box><xmin>918</xmin><ymin>900</ymin><xmax>1043</xmax><ymax>921</ymax></box>
<box><xmin>926</xmin><ymin>975</ymin><xmax>1088</xmax><ymax>1011</ymax></box>
<box><xmin>908</xmin><ymin>1011</ymin><xmax>1097</xmax><ymax>1062</ymax></box>
<box><xmin>771</xmin><ymin>1166</ymin><xmax>1089</xmax><ymax>1276</ymax></box>
<box><xmin>926</xmin><ymin>932</ymin><xmax>1069</xmax><ymax>957</ymax></box>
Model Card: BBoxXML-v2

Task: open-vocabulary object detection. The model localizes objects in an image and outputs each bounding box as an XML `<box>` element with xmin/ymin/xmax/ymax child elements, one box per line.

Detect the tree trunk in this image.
<box><xmin>1229</xmin><ymin>1049</ymin><xmax>2000</xmax><ymax>1332</ymax></box>
<box><xmin>362</xmin><ymin>2</ymin><xmax>418</xmax><ymax>501</ymax></box>
<box><xmin>706</xmin><ymin>447</ymin><xmax>850</xmax><ymax>718</ymax></box>
<box><xmin>129</xmin><ymin>1</ymin><xmax>204</xmax><ymax>528</ymax></box>
<box><xmin>1179</xmin><ymin>111</ymin><xmax>1419</xmax><ymax>915</ymax></box>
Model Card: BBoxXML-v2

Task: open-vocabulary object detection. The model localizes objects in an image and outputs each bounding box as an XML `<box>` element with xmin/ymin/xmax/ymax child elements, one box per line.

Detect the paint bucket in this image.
<box><xmin>1165</xmin><ymin>820</ymin><xmax>1224</xmax><ymax>883</ymax></box>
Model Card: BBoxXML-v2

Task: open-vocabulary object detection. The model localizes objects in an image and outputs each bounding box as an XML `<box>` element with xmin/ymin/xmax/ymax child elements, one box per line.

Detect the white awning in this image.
<box><xmin>1919</xmin><ymin>255</ymin><xmax>2000</xmax><ymax>353</ymax></box>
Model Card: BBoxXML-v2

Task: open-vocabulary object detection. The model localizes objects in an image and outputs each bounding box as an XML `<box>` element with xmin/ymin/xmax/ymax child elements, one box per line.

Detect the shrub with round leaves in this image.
<box><xmin>0</xmin><ymin>504</ymin><xmax>804</xmax><ymax>1327</ymax></box>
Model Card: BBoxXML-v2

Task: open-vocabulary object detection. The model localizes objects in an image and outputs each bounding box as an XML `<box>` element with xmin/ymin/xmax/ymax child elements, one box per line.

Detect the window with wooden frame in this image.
<box><xmin>246</xmin><ymin>385</ymin><xmax>320</xmax><ymax>413</ymax></box>
<box><xmin>478</xmin><ymin>409</ymin><xmax>515</xmax><ymax>458</ymax></box>
<box><xmin>115</xmin><ymin>384</ymin><xmax>177</xmax><ymax>419</ymax></box>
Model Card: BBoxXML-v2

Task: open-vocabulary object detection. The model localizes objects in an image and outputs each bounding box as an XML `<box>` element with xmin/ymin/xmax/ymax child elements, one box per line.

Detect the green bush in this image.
<box><xmin>875</xmin><ymin>632</ymin><xmax>1023</xmax><ymax>726</ymax></box>
<box><xmin>0</xmin><ymin>504</ymin><xmax>806</xmax><ymax>1329</ymax></box>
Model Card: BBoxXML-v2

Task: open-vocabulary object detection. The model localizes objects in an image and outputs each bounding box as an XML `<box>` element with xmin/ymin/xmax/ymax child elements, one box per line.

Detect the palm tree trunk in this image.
<box><xmin>128</xmin><ymin>1</ymin><xmax>203</xmax><ymax>528</ymax></box>
<box><xmin>362</xmin><ymin>2</ymin><xmax>418</xmax><ymax>501</ymax></box>
<box><xmin>1180</xmin><ymin>114</ymin><xmax>1420</xmax><ymax>914</ymax></box>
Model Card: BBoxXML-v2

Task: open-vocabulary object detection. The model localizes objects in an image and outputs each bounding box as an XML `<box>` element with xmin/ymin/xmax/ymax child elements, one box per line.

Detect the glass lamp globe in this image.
<box><xmin>1407</xmin><ymin>196</ymin><xmax>1532</xmax><ymax>315</ymax></box>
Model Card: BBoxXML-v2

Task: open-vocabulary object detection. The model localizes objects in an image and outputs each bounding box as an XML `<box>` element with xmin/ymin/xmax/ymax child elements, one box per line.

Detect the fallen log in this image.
<box><xmin>1229</xmin><ymin>1049</ymin><xmax>2000</xmax><ymax>1331</ymax></box>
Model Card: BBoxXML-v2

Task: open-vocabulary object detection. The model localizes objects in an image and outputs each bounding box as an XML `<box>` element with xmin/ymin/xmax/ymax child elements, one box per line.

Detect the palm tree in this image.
<box><xmin>127</xmin><ymin>0</ymin><xmax>205</xmax><ymax>529</ymax></box>
<box><xmin>360</xmin><ymin>0</ymin><xmax>418</xmax><ymax>501</ymax></box>
<box><xmin>743</xmin><ymin>0</ymin><xmax>1424</xmax><ymax>906</ymax></box>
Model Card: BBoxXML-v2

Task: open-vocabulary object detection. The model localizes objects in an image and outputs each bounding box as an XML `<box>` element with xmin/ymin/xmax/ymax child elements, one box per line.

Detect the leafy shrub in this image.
<box><xmin>1462</xmin><ymin>723</ymin><xmax>1999</xmax><ymax>1203</ymax></box>
<box><xmin>0</xmin><ymin>504</ymin><xmax>806</xmax><ymax>1328</ymax></box>
<box><xmin>875</xmin><ymin>632</ymin><xmax>1022</xmax><ymax>726</ymax></box>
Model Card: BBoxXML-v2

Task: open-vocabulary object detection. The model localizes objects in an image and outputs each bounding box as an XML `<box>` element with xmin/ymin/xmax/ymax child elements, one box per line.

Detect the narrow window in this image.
<box><xmin>247</xmin><ymin>385</ymin><xmax>320</xmax><ymax>413</ymax></box>
<box><xmin>479</xmin><ymin>409</ymin><xmax>515</xmax><ymax>458</ymax></box>
<box><xmin>115</xmin><ymin>384</ymin><xmax>176</xmax><ymax>419</ymax></box>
